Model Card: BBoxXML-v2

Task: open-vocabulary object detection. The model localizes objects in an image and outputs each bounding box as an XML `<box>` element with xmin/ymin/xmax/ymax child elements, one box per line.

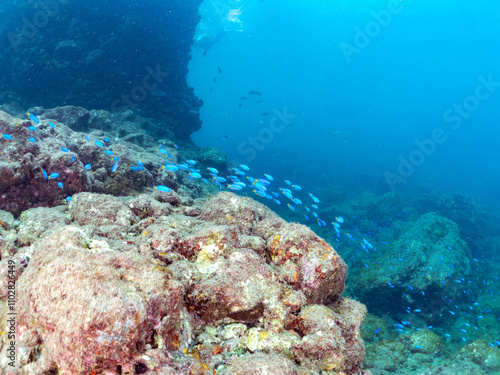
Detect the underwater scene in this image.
<box><xmin>1</xmin><ymin>0</ymin><xmax>500</xmax><ymax>374</ymax></box>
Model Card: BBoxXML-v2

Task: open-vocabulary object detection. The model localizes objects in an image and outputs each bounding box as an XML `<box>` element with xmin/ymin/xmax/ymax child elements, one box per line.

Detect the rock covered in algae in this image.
<box><xmin>353</xmin><ymin>212</ymin><xmax>472</xmax><ymax>320</ymax></box>
<box><xmin>14</xmin><ymin>226</ymin><xmax>184</xmax><ymax>374</ymax></box>
<box><xmin>0</xmin><ymin>191</ymin><xmax>367</xmax><ymax>374</ymax></box>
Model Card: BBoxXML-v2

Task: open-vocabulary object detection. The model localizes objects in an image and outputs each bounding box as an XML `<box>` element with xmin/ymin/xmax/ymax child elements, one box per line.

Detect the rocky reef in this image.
<box><xmin>0</xmin><ymin>107</ymin><xmax>226</xmax><ymax>216</ymax></box>
<box><xmin>0</xmin><ymin>190</ymin><xmax>368</xmax><ymax>374</ymax></box>
<box><xmin>0</xmin><ymin>108</ymin><xmax>370</xmax><ymax>373</ymax></box>
<box><xmin>0</xmin><ymin>0</ymin><xmax>203</xmax><ymax>140</ymax></box>
<box><xmin>2</xmin><ymin>105</ymin><xmax>500</xmax><ymax>373</ymax></box>
<box><xmin>316</xmin><ymin>187</ymin><xmax>500</xmax><ymax>375</ymax></box>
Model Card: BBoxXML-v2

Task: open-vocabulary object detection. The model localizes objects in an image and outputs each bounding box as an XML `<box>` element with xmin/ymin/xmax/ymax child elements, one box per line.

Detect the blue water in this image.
<box><xmin>189</xmin><ymin>0</ymin><xmax>500</xmax><ymax>207</ymax></box>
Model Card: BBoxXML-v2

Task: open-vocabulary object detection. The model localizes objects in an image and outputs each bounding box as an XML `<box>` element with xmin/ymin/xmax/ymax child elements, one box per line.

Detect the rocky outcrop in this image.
<box><xmin>0</xmin><ymin>0</ymin><xmax>203</xmax><ymax>139</ymax></box>
<box><xmin>0</xmin><ymin>192</ymin><xmax>367</xmax><ymax>374</ymax></box>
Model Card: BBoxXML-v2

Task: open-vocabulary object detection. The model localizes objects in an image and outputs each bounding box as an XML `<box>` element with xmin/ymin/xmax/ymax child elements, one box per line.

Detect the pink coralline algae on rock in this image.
<box><xmin>15</xmin><ymin>226</ymin><xmax>184</xmax><ymax>374</ymax></box>
<box><xmin>0</xmin><ymin>191</ymin><xmax>368</xmax><ymax>374</ymax></box>
<box><xmin>0</xmin><ymin>108</ymin><xmax>189</xmax><ymax>216</ymax></box>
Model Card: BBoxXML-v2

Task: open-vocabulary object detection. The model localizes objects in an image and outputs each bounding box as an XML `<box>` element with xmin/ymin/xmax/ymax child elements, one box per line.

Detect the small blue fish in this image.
<box><xmin>264</xmin><ymin>173</ymin><xmax>273</xmax><ymax>181</ymax></box>
<box><xmin>71</xmin><ymin>155</ymin><xmax>75</xmax><ymax>162</ymax></box>
<box><xmin>309</xmin><ymin>194</ymin><xmax>320</xmax><ymax>204</ymax></box>
<box><xmin>158</xmin><ymin>148</ymin><xmax>168</xmax><ymax>155</ymax></box>
<box><xmin>61</xmin><ymin>147</ymin><xmax>69</xmax><ymax>152</ymax></box>
<box><xmin>164</xmin><ymin>164</ymin><xmax>179</xmax><ymax>172</ymax></box>
<box><xmin>274</xmin><ymin>199</ymin><xmax>281</xmax><ymax>205</ymax></box>
<box><xmin>292</xmin><ymin>198</ymin><xmax>302</xmax><ymax>205</ymax></box>
<box><xmin>105</xmin><ymin>150</ymin><xmax>113</xmax><ymax>155</ymax></box>
<box><xmin>137</xmin><ymin>162</ymin><xmax>144</xmax><ymax>166</ymax></box>
<box><xmin>254</xmin><ymin>189</ymin><xmax>266</xmax><ymax>198</ymax></box>
<box><xmin>305</xmin><ymin>215</ymin><xmax>309</xmax><ymax>221</ymax></box>
<box><xmin>228</xmin><ymin>184</ymin><xmax>243</xmax><ymax>191</ymax></box>
<box><xmin>287</xmin><ymin>204</ymin><xmax>295</xmax><ymax>211</ymax></box>
<box><xmin>131</xmin><ymin>166</ymin><xmax>138</xmax><ymax>171</ymax></box>
<box><xmin>66</xmin><ymin>196</ymin><xmax>72</xmax><ymax>202</ymax></box>
<box><xmin>240</xmin><ymin>164</ymin><xmax>250</xmax><ymax>171</ymax></box>
<box><xmin>58</xmin><ymin>182</ymin><xmax>63</xmax><ymax>188</ymax></box>
<box><xmin>85</xmin><ymin>135</ymin><xmax>91</xmax><ymax>140</ymax></box>
<box><xmin>3</xmin><ymin>134</ymin><xmax>13</xmax><ymax>140</ymax></box>
<box><xmin>190</xmin><ymin>172</ymin><xmax>201</xmax><ymax>179</ymax></box>
<box><xmin>84</xmin><ymin>164</ymin><xmax>91</xmax><ymax>170</ymax></box>
<box><xmin>258</xmin><ymin>178</ymin><xmax>271</xmax><ymax>186</ymax></box>
<box><xmin>28</xmin><ymin>126</ymin><xmax>36</xmax><ymax>131</ymax></box>
<box><xmin>103</xmin><ymin>137</ymin><xmax>110</xmax><ymax>143</ymax></box>
<box><xmin>111</xmin><ymin>161</ymin><xmax>118</xmax><ymax>172</ymax></box>
<box><xmin>215</xmin><ymin>176</ymin><xmax>227</xmax><ymax>182</ymax></box>
<box><xmin>208</xmin><ymin>167</ymin><xmax>219</xmax><ymax>174</ymax></box>
<box><xmin>48</xmin><ymin>122</ymin><xmax>55</xmax><ymax>129</ymax></box>
<box><xmin>42</xmin><ymin>168</ymin><xmax>48</xmax><ymax>180</ymax></box>
<box><xmin>174</xmin><ymin>144</ymin><xmax>179</xmax><ymax>148</ymax></box>
<box><xmin>312</xmin><ymin>204</ymin><xmax>319</xmax><ymax>210</ymax></box>
<box><xmin>292</xmin><ymin>184</ymin><xmax>302</xmax><ymax>191</ymax></box>
<box><xmin>49</xmin><ymin>172</ymin><xmax>59</xmax><ymax>179</ymax></box>
<box><xmin>27</xmin><ymin>112</ymin><xmax>39</xmax><ymax>124</ymax></box>
<box><xmin>137</xmin><ymin>165</ymin><xmax>145</xmax><ymax>170</ymax></box>
<box><xmin>336</xmin><ymin>217</ymin><xmax>344</xmax><ymax>223</ymax></box>
<box><xmin>28</xmin><ymin>137</ymin><xmax>36</xmax><ymax>142</ymax></box>
<box><xmin>155</xmin><ymin>185</ymin><xmax>170</xmax><ymax>192</ymax></box>
<box><xmin>254</xmin><ymin>182</ymin><xmax>266</xmax><ymax>191</ymax></box>
<box><xmin>113</xmin><ymin>157</ymin><xmax>120</xmax><ymax>161</ymax></box>
<box><xmin>95</xmin><ymin>140</ymin><xmax>104</xmax><ymax>147</ymax></box>
<box><xmin>187</xmin><ymin>159</ymin><xmax>197</xmax><ymax>165</ymax></box>
<box><xmin>178</xmin><ymin>163</ymin><xmax>189</xmax><ymax>170</ymax></box>
<box><xmin>285</xmin><ymin>179</ymin><xmax>291</xmax><ymax>185</ymax></box>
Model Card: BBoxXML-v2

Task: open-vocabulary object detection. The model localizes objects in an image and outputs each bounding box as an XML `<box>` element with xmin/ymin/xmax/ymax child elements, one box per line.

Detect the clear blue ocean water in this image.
<box><xmin>189</xmin><ymin>0</ymin><xmax>500</xmax><ymax>207</ymax></box>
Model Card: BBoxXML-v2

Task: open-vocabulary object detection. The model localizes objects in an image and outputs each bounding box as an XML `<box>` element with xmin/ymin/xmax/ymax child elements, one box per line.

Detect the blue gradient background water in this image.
<box><xmin>189</xmin><ymin>0</ymin><xmax>500</xmax><ymax>208</ymax></box>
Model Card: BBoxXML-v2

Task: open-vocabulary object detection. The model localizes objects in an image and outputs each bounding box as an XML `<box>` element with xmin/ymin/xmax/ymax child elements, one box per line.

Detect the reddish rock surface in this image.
<box><xmin>0</xmin><ymin>184</ymin><xmax>367</xmax><ymax>374</ymax></box>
